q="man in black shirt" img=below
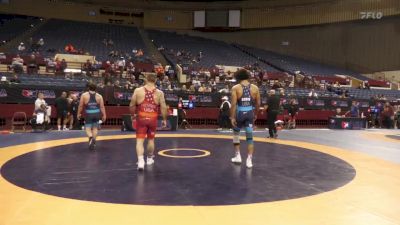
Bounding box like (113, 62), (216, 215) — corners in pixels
(265, 89), (280, 138)
(55, 91), (69, 131)
(287, 98), (298, 129)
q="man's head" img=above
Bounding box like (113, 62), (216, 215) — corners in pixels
(145, 73), (157, 84)
(88, 82), (97, 92)
(38, 92), (44, 99)
(61, 91), (67, 98)
(352, 101), (357, 106)
(269, 89), (276, 96)
(336, 108), (341, 114)
(234, 69), (250, 82)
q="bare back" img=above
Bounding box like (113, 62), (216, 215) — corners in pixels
(134, 85), (163, 106)
(232, 81), (259, 101)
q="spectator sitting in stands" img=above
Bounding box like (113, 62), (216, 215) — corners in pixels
(181, 85), (187, 92)
(107, 39), (114, 47)
(38, 38), (44, 47)
(308, 89), (318, 98)
(114, 80), (122, 89)
(46, 58), (56, 72)
(197, 84), (206, 93)
(11, 55), (24, 74)
(188, 84), (196, 92)
(126, 62), (135, 77)
(65, 44), (76, 54)
(204, 85), (212, 93)
(18, 42), (25, 52)
(10, 74), (21, 84)
(116, 57), (126, 77)
(219, 84), (230, 94)
(83, 59), (93, 76)
(272, 81), (281, 90)
(192, 77), (201, 88)
(364, 81), (370, 90)
(135, 49), (144, 57)
(1, 76), (8, 84)
(56, 59), (67, 75)
(27, 54), (38, 74)
(334, 108), (344, 117)
(97, 81), (105, 89)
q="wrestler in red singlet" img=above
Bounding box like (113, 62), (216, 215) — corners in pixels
(136, 88), (159, 139)
(129, 73), (168, 171)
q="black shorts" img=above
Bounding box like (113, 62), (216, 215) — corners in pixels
(57, 110), (68, 118)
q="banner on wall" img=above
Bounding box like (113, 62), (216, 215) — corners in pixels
(0, 85), (396, 110)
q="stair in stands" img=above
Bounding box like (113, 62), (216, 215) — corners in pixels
(0, 18), (49, 53)
(137, 28), (168, 66)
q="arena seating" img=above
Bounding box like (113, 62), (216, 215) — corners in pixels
(9, 19), (148, 62)
(148, 30), (278, 71)
(0, 14), (40, 44)
(235, 44), (369, 80)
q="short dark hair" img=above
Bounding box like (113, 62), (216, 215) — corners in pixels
(234, 69), (250, 82)
(88, 82), (97, 91)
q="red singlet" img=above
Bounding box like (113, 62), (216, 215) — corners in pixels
(136, 87), (159, 139)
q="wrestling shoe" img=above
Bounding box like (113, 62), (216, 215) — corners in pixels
(147, 156), (155, 165)
(89, 137), (96, 151)
(246, 156), (253, 168)
(231, 153), (242, 164)
(137, 158), (145, 171)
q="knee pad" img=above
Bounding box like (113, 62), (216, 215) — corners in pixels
(233, 130), (240, 145)
(245, 127), (253, 144)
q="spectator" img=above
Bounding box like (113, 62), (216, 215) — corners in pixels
(11, 55), (24, 74)
(218, 84), (230, 94)
(116, 57), (126, 77)
(31, 104), (49, 131)
(308, 89), (318, 98)
(334, 108), (344, 117)
(188, 84), (196, 92)
(69, 94), (80, 130)
(35, 93), (51, 125)
(37, 38), (44, 48)
(381, 102), (394, 128)
(17, 42), (25, 51)
(218, 96), (231, 130)
(114, 80), (122, 89)
(198, 84), (206, 93)
(27, 54), (38, 74)
(346, 101), (360, 118)
(54, 92), (69, 131)
(10, 74), (21, 84)
(287, 99), (298, 129)
(82, 59), (93, 76)
(181, 84), (187, 91)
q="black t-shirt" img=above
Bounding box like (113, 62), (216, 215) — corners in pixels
(288, 104), (298, 115)
(55, 97), (68, 112)
(267, 95), (280, 112)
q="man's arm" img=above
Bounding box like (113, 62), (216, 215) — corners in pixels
(129, 89), (138, 116)
(253, 86), (261, 120)
(230, 86), (237, 127)
(158, 91), (168, 127)
(77, 94), (85, 120)
(99, 95), (106, 122)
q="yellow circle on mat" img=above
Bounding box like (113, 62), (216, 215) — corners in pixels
(158, 148), (211, 158)
(1, 134), (400, 225)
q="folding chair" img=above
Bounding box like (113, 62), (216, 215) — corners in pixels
(11, 112), (27, 132)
